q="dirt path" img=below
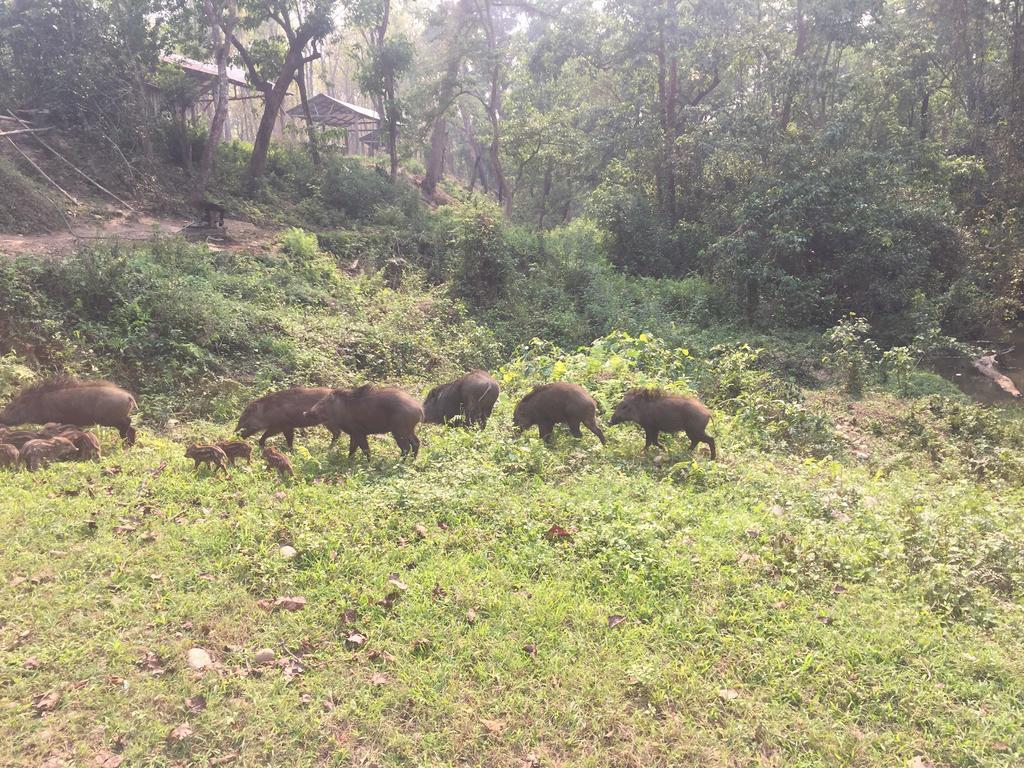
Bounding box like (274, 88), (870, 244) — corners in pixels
(0, 208), (272, 258)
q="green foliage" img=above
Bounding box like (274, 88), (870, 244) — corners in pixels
(0, 157), (63, 234)
(822, 314), (880, 396)
(0, 238), (498, 421)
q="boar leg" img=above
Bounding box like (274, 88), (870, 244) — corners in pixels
(410, 433), (420, 457)
(644, 429), (661, 449)
(118, 420), (137, 446)
(689, 432), (717, 460)
(347, 433), (360, 459)
(393, 433), (411, 456)
(583, 416), (606, 445)
(258, 430), (274, 448)
(358, 434), (371, 458)
(537, 421), (555, 443)
(284, 428), (295, 449)
(567, 421), (583, 438)
(328, 429), (341, 447)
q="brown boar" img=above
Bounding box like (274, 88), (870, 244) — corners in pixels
(19, 436), (78, 471)
(512, 382), (605, 445)
(0, 443), (19, 469)
(262, 445), (294, 478)
(185, 444), (229, 474)
(217, 441), (252, 466)
(304, 385), (423, 459)
(0, 429), (43, 449)
(235, 387), (341, 449)
(423, 370), (500, 428)
(61, 430), (102, 461)
(38, 423), (79, 438)
(609, 389), (716, 459)
(0, 378), (137, 445)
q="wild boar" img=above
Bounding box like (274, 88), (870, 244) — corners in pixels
(512, 382), (605, 445)
(235, 387), (341, 449)
(0, 429), (43, 449)
(19, 436), (78, 471)
(185, 444), (229, 474)
(0, 443), (19, 469)
(609, 388), (716, 459)
(0, 378), (137, 445)
(423, 370), (500, 428)
(217, 441), (252, 466)
(304, 385), (423, 459)
(263, 445), (294, 478)
(38, 423), (79, 438)
(62, 430), (102, 461)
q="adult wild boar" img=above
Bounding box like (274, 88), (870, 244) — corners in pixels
(235, 387), (341, 449)
(305, 385), (423, 459)
(423, 370), (500, 428)
(0, 378), (137, 445)
(513, 382), (605, 445)
(609, 388), (716, 459)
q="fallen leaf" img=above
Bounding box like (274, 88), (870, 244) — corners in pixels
(737, 552), (761, 567)
(272, 491), (286, 501)
(412, 638), (432, 654)
(138, 651), (168, 676)
(340, 608), (359, 625)
(112, 524), (136, 535)
(280, 659), (305, 681)
(521, 753), (541, 768)
(93, 750), (124, 768)
(718, 688), (740, 702)
(167, 723), (193, 743)
(32, 689), (61, 713)
(209, 755), (238, 766)
(387, 574), (408, 592)
(24, 656), (41, 670)
(480, 718), (506, 734)
(413, 523), (429, 538)
(185, 695), (206, 713)
(367, 649), (395, 664)
(832, 584), (848, 595)
(322, 698), (336, 712)
(523, 643), (538, 658)
(817, 614), (834, 626)
(607, 614), (626, 629)
(431, 584), (447, 601)
(140, 532), (157, 544)
(9, 575), (27, 588)
(466, 608), (478, 624)
(992, 742), (1010, 753)
(908, 758), (934, 768)
(376, 591), (403, 609)
(370, 671), (389, 686)
(745, 528), (761, 538)
(345, 632), (367, 650)
(273, 596), (307, 612)
(544, 524), (574, 541)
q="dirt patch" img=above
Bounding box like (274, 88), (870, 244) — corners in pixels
(0, 207), (271, 259)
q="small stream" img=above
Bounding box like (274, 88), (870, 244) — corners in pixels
(932, 330), (1024, 405)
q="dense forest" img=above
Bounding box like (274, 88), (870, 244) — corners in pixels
(1, 0), (1022, 341)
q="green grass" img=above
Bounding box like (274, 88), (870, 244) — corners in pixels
(2, 386), (1023, 767)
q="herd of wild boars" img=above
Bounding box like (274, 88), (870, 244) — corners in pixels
(0, 421), (103, 471)
(0, 370), (717, 474)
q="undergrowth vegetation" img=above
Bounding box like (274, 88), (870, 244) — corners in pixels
(1, 332), (1023, 766)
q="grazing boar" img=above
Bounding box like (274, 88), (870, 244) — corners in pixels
(184, 444), (229, 474)
(217, 441), (252, 466)
(304, 385), (423, 459)
(609, 389), (716, 459)
(513, 382), (605, 445)
(235, 387), (341, 449)
(423, 370), (500, 428)
(0, 443), (19, 469)
(0, 378), (137, 445)
(62, 430), (102, 461)
(262, 445), (294, 478)
(19, 437), (78, 472)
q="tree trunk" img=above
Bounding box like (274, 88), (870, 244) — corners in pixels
(196, 0), (236, 200)
(295, 58), (321, 167)
(422, 51), (463, 196)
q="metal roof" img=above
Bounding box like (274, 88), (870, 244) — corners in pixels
(285, 93), (381, 126)
(161, 53), (250, 89)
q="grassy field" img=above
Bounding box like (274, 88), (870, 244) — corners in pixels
(2, 375), (1023, 767)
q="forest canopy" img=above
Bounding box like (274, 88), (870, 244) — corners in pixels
(0, 0), (1021, 337)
